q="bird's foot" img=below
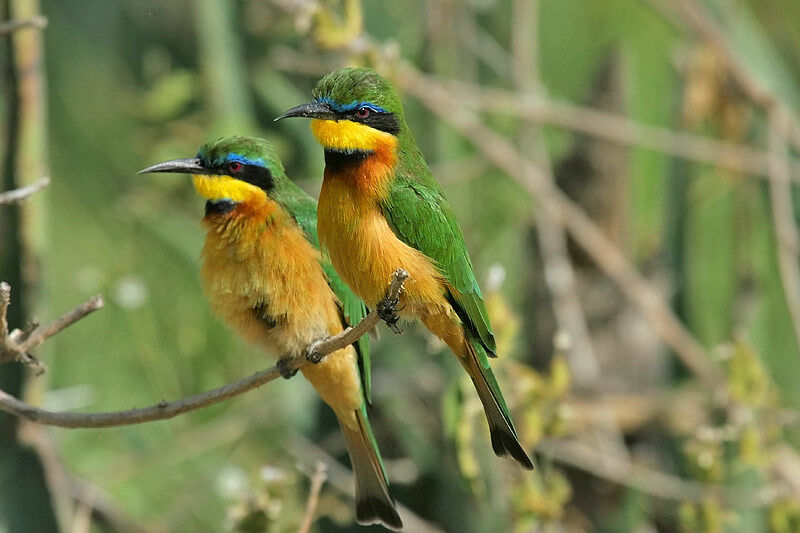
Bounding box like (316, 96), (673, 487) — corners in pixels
(377, 295), (404, 334)
(305, 339), (326, 364)
(276, 357), (298, 379)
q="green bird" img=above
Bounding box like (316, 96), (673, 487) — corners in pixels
(139, 136), (402, 529)
(277, 68), (533, 469)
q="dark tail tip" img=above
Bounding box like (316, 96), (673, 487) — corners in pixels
(357, 498), (404, 530)
(490, 425), (535, 470)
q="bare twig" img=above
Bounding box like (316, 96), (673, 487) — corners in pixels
(537, 437), (789, 507)
(456, 83), (800, 182)
(396, 65), (723, 387)
(659, 0), (800, 153)
(0, 15), (47, 34)
(0, 283), (103, 371)
(19, 295), (104, 352)
(0, 176), (49, 204)
(0, 282), (9, 339)
(290, 436), (445, 533)
(267, 47), (800, 182)
(510, 0), (630, 467)
(298, 461), (328, 533)
(767, 113), (800, 352)
(510, 0), (600, 389)
(0, 269), (409, 428)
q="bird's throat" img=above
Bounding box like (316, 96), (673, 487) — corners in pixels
(205, 199), (239, 216)
(324, 149), (373, 172)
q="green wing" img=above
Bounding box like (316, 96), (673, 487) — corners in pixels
(278, 186), (373, 402)
(380, 175), (497, 356)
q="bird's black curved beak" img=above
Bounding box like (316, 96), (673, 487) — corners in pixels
(274, 101), (338, 122)
(138, 157), (205, 175)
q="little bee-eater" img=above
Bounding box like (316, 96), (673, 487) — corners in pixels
(277, 68), (533, 469)
(139, 136), (402, 529)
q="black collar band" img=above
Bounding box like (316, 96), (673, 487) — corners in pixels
(324, 149), (374, 172)
(205, 199), (239, 216)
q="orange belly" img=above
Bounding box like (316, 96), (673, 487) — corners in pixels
(200, 204), (362, 424)
(317, 173), (444, 311)
(318, 171), (472, 359)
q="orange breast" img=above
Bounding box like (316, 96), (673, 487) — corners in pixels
(317, 162), (450, 320)
(200, 197), (361, 422)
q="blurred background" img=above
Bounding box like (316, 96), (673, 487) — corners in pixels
(2, 0), (800, 531)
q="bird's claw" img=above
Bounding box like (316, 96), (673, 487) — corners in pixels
(277, 357), (298, 379)
(306, 339), (325, 364)
(377, 296), (403, 334)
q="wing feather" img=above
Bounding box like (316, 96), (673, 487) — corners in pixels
(380, 178), (497, 355)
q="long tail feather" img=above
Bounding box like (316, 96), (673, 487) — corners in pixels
(461, 339), (534, 470)
(339, 407), (403, 530)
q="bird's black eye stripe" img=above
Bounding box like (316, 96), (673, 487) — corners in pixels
(215, 163), (274, 191)
(347, 109), (400, 134)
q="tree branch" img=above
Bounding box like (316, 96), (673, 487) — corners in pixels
(19, 295), (104, 353)
(660, 0), (800, 153)
(297, 461), (328, 533)
(767, 113), (800, 353)
(267, 47), (800, 183)
(537, 437), (789, 507)
(0, 282), (103, 372)
(0, 175), (49, 204)
(290, 435), (446, 533)
(395, 64), (724, 387)
(0, 15), (47, 35)
(0, 269), (409, 429)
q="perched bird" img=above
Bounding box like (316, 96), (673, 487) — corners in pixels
(139, 136), (402, 529)
(277, 68), (533, 470)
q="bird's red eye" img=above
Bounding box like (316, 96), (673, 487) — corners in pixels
(228, 161), (243, 173)
(356, 107), (370, 118)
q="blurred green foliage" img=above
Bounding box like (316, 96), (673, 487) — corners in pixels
(1, 0), (800, 531)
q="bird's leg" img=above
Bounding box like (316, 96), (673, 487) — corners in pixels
(305, 339), (326, 364)
(377, 294), (404, 334)
(276, 356), (298, 379)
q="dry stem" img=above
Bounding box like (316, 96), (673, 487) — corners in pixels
(298, 461), (328, 533)
(396, 64), (723, 387)
(0, 282), (103, 372)
(0, 15), (47, 34)
(537, 437), (789, 507)
(0, 176), (49, 203)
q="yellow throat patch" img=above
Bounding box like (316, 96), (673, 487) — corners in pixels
(310, 119), (396, 152)
(192, 174), (265, 202)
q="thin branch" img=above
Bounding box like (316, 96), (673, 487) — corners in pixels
(290, 436), (445, 533)
(395, 64), (723, 387)
(298, 461), (328, 533)
(460, 84), (800, 182)
(0, 269), (409, 429)
(659, 0), (800, 153)
(0, 284), (103, 372)
(767, 113), (800, 352)
(0, 282), (9, 339)
(19, 294), (104, 352)
(510, 0), (601, 389)
(267, 47), (800, 183)
(509, 0), (631, 466)
(0, 15), (47, 34)
(0, 176), (49, 204)
(537, 437), (789, 507)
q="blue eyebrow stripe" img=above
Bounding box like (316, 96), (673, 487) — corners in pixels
(222, 153), (265, 167)
(316, 97), (389, 114)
